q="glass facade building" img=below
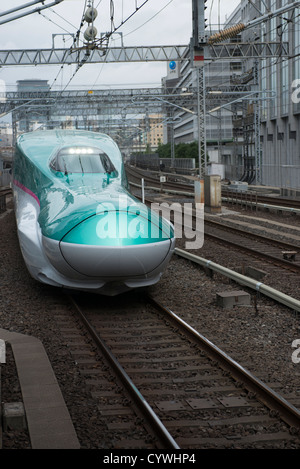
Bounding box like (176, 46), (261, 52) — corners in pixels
(258, 0), (300, 189)
(165, 0), (300, 190)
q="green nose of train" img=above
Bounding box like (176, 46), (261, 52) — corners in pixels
(61, 205), (171, 247)
(43, 203), (174, 279)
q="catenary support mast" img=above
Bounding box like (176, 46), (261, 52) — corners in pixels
(192, 0), (207, 178)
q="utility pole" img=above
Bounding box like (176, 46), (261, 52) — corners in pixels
(192, 0), (207, 178)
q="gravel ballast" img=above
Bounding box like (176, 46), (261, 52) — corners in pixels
(0, 202), (299, 448)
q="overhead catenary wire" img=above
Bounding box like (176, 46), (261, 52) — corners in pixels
(51, 0), (152, 93)
(0, 0), (64, 25)
(49, 0), (88, 90)
(39, 10), (76, 36)
(8, 2), (300, 120)
(121, 0), (174, 38)
(48, 5), (79, 31)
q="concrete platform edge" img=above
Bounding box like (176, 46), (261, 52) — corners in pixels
(0, 328), (80, 449)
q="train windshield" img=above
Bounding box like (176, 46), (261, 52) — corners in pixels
(50, 146), (118, 175)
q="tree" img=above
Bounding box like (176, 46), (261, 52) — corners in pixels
(157, 142), (171, 159)
(156, 141), (209, 168)
(157, 141), (199, 160)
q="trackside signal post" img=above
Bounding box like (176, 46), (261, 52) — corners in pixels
(192, 0), (207, 178)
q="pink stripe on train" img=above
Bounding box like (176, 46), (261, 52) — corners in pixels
(13, 179), (40, 206)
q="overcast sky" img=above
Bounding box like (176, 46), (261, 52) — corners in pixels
(0, 0), (240, 91)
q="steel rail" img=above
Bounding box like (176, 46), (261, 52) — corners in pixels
(223, 198), (300, 215)
(203, 224), (300, 274)
(136, 187), (300, 273)
(222, 190), (300, 210)
(204, 218), (300, 250)
(126, 166), (300, 213)
(148, 295), (300, 430)
(68, 295), (180, 450)
(126, 167), (193, 193)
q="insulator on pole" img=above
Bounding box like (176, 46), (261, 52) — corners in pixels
(84, 25), (98, 41)
(84, 7), (98, 23)
(208, 23), (246, 44)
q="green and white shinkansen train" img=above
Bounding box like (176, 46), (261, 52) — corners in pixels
(13, 130), (175, 295)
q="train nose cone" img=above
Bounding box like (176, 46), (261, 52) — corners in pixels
(59, 209), (173, 277)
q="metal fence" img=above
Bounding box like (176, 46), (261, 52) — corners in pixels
(130, 154), (196, 174)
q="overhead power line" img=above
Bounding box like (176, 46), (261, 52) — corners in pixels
(59, 0), (152, 92)
(0, 0), (64, 25)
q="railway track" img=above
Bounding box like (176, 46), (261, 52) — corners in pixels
(125, 165), (193, 193)
(141, 194), (300, 286)
(125, 166), (300, 285)
(63, 291), (300, 449)
(222, 189), (300, 210)
(125, 165), (300, 209)
(203, 218), (300, 274)
(1, 173), (299, 450)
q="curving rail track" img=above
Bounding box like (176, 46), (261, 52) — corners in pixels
(202, 218), (300, 274)
(126, 166), (300, 285)
(65, 292), (300, 449)
(125, 165), (300, 210)
(125, 165), (194, 194)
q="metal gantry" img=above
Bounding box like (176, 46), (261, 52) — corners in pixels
(0, 0), (299, 182)
(0, 42), (289, 66)
(0, 45), (189, 66)
(0, 41), (289, 174)
(3, 87), (198, 149)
